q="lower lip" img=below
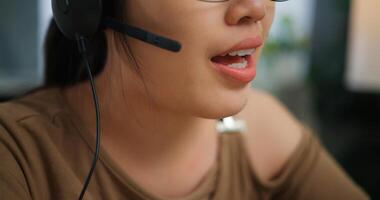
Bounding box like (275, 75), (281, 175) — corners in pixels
(210, 55), (256, 83)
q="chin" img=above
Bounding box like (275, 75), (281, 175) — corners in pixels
(194, 93), (249, 120)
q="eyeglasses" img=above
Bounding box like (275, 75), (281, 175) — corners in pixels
(198, 0), (288, 2)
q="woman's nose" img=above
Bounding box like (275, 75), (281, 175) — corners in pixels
(225, 0), (266, 25)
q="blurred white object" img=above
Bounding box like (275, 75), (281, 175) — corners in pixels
(216, 116), (247, 134)
(346, 0), (380, 92)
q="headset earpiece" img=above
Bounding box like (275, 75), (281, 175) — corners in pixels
(52, 0), (103, 40)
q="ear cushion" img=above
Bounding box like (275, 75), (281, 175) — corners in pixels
(52, 0), (103, 40)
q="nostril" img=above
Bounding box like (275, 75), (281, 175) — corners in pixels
(238, 16), (252, 24)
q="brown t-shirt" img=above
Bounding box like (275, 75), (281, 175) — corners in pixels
(0, 88), (369, 200)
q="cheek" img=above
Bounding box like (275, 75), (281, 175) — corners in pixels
(126, 45), (249, 118)
(123, 6), (219, 97)
(261, 3), (275, 38)
(126, 0), (196, 41)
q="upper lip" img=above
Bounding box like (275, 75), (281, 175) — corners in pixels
(212, 36), (264, 58)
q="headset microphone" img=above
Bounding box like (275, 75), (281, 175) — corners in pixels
(101, 17), (182, 52)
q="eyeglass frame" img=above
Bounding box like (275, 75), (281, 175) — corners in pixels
(198, 0), (288, 3)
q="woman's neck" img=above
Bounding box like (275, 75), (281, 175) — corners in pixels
(62, 80), (219, 198)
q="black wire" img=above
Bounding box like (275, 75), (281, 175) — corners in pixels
(75, 35), (101, 200)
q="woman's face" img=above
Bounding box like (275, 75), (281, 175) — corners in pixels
(108, 0), (276, 119)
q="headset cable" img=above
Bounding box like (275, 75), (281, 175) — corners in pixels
(75, 35), (101, 200)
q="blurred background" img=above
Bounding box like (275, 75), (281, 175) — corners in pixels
(0, 0), (379, 198)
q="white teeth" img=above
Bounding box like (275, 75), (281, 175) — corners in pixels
(227, 48), (255, 57)
(213, 48), (253, 69)
(227, 58), (248, 69)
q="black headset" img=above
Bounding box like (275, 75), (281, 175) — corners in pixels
(52, 0), (182, 52)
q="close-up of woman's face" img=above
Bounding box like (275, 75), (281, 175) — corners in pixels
(104, 0), (276, 119)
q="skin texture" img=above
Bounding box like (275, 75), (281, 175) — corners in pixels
(63, 0), (302, 198)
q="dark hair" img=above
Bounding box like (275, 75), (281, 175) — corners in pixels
(44, 0), (129, 87)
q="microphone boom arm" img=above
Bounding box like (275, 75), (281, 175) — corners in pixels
(101, 17), (182, 53)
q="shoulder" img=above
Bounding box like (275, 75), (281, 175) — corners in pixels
(0, 87), (62, 123)
(0, 88), (65, 200)
(0, 87), (68, 175)
(0, 88), (65, 155)
(235, 88), (303, 182)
